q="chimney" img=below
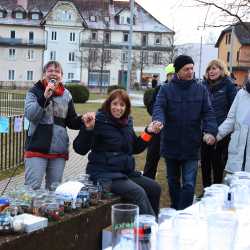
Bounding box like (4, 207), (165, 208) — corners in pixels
(17, 0), (28, 9)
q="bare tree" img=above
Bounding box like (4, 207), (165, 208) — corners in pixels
(192, 0), (250, 29)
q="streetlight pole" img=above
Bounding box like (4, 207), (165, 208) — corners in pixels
(198, 6), (210, 80)
(127, 0), (134, 93)
(198, 33), (203, 80)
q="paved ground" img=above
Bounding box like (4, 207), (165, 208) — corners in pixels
(0, 127), (144, 193)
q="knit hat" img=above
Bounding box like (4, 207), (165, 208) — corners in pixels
(165, 63), (175, 75)
(174, 55), (194, 72)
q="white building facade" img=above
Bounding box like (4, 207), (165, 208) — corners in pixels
(0, 0), (174, 88)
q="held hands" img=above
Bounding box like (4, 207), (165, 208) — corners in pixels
(147, 121), (163, 134)
(82, 112), (96, 130)
(44, 83), (56, 99)
(203, 133), (216, 145)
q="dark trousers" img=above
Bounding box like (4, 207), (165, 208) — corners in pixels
(165, 158), (198, 210)
(111, 175), (161, 216)
(143, 133), (161, 179)
(201, 136), (229, 188)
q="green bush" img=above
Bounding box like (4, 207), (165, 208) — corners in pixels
(143, 88), (155, 108)
(65, 84), (89, 103)
(107, 85), (126, 94)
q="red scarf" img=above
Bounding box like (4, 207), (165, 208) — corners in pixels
(42, 79), (65, 96)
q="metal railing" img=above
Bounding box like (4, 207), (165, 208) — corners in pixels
(0, 92), (26, 170)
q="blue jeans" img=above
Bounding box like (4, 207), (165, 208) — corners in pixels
(165, 158), (198, 210)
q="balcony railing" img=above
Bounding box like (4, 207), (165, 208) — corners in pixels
(0, 37), (45, 47)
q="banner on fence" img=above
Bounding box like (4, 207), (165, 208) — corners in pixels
(0, 116), (9, 133)
(0, 116), (29, 133)
(14, 117), (23, 133)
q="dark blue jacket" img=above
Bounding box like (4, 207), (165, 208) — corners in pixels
(203, 76), (237, 126)
(73, 111), (148, 181)
(152, 76), (218, 160)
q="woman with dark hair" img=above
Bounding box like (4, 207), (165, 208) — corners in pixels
(24, 60), (82, 190)
(73, 89), (162, 216)
(201, 59), (237, 188)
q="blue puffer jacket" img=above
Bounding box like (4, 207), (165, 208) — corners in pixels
(152, 76), (218, 160)
(73, 111), (148, 181)
(202, 76), (237, 126)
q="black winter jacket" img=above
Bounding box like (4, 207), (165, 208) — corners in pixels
(73, 111), (148, 181)
(152, 76), (218, 160)
(203, 76), (237, 126)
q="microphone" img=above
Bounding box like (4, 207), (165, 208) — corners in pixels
(48, 78), (57, 95)
(49, 78), (57, 85)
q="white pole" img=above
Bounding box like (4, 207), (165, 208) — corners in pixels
(127, 0), (134, 93)
(198, 34), (203, 80)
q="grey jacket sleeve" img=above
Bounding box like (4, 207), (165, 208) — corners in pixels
(24, 92), (45, 123)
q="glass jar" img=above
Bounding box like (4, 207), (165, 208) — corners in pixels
(89, 187), (101, 206)
(78, 189), (90, 208)
(136, 214), (158, 250)
(0, 212), (12, 233)
(63, 194), (74, 213)
(32, 198), (44, 216)
(55, 194), (65, 217)
(46, 202), (61, 221)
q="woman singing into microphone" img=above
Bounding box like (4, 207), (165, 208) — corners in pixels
(24, 60), (82, 190)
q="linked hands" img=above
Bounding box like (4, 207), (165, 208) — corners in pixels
(203, 133), (216, 145)
(82, 112), (96, 129)
(147, 121), (163, 134)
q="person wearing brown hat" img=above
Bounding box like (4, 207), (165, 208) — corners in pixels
(152, 54), (218, 210)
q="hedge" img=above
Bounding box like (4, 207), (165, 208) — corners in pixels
(65, 84), (89, 103)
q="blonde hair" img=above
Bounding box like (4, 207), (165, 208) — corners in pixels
(205, 59), (229, 80)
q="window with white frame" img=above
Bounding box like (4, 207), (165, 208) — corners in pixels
(155, 34), (162, 45)
(31, 13), (39, 20)
(140, 51), (148, 64)
(27, 71), (33, 80)
(103, 50), (111, 63)
(123, 33), (129, 42)
(51, 31), (57, 41)
(68, 73), (74, 80)
(89, 49), (98, 61)
(15, 12), (23, 19)
(91, 31), (97, 41)
(50, 51), (56, 60)
(68, 52), (75, 62)
(121, 51), (128, 63)
(27, 49), (34, 60)
(10, 30), (15, 39)
(61, 10), (72, 21)
(70, 32), (76, 42)
(104, 16), (110, 23)
(104, 32), (110, 44)
(29, 31), (34, 43)
(142, 33), (148, 47)
(8, 70), (15, 80)
(90, 16), (97, 22)
(153, 52), (162, 64)
(9, 48), (16, 59)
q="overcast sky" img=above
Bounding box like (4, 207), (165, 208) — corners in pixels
(132, 0), (223, 44)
